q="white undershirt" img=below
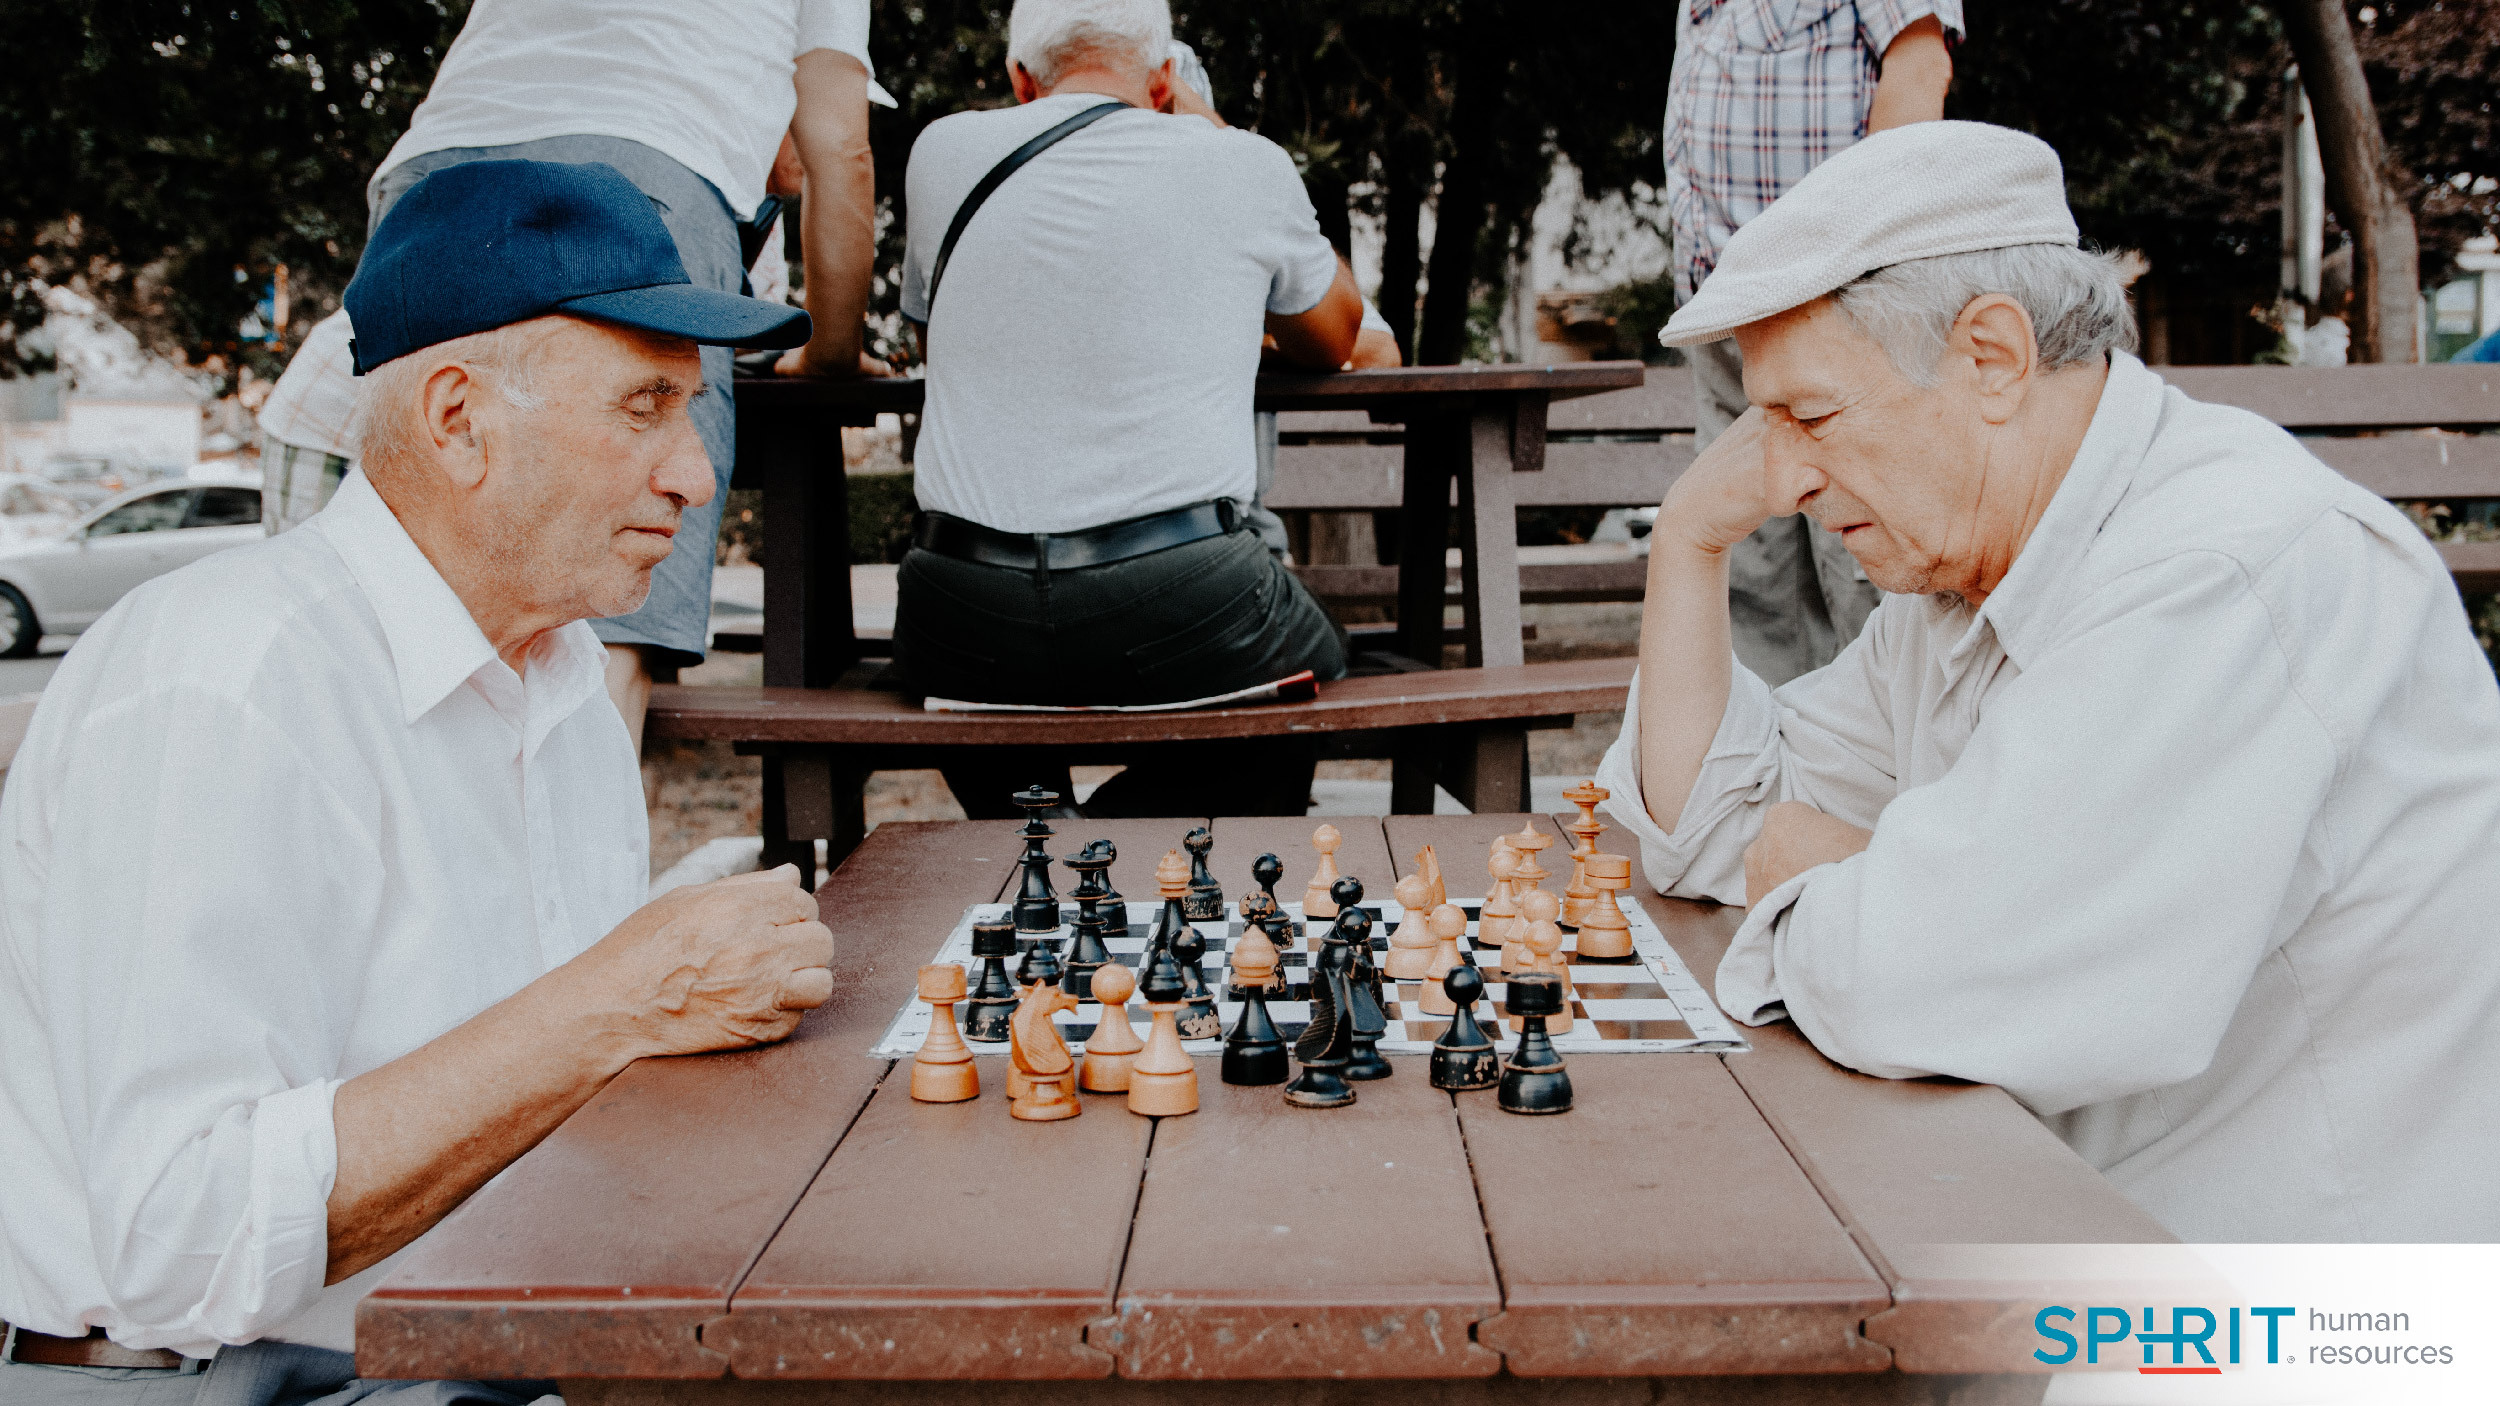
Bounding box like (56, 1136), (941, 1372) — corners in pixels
(378, 0), (890, 220)
(0, 471), (648, 1355)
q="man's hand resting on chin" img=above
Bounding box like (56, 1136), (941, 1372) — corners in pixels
(1744, 802), (1873, 907)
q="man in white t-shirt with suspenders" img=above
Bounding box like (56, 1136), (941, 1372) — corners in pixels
(364, 0), (895, 746)
(892, 0), (1364, 818)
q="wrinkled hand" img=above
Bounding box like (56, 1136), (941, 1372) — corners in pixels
(1656, 408), (1807, 556)
(774, 346), (896, 378)
(1743, 802), (1873, 907)
(575, 865), (834, 1056)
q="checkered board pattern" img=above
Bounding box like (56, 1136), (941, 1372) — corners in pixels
(868, 898), (1748, 1059)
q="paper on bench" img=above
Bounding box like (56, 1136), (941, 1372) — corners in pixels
(921, 670), (1318, 713)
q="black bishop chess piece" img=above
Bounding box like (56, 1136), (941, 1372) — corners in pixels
(1497, 971), (1574, 1114)
(1061, 843), (1115, 1002)
(1337, 906), (1393, 1081)
(1172, 928), (1222, 1040)
(1283, 928), (1359, 1109)
(1181, 826), (1224, 922)
(1010, 784), (1063, 934)
(963, 918), (1021, 1044)
(1428, 965), (1500, 1091)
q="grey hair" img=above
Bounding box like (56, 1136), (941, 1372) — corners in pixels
(1007, 0), (1172, 88)
(356, 323), (551, 477)
(1832, 244), (2139, 387)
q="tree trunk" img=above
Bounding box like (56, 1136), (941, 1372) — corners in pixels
(1379, 137), (1426, 364)
(2278, 0), (2420, 362)
(1414, 3), (1509, 365)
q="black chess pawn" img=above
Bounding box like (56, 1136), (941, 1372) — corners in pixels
(1010, 784), (1063, 934)
(1284, 934), (1358, 1109)
(1336, 907), (1392, 1081)
(1497, 972), (1573, 1115)
(1182, 826), (1223, 921)
(1016, 929), (1064, 992)
(1251, 851), (1296, 945)
(1061, 846), (1114, 1001)
(1171, 928), (1222, 1040)
(1428, 965), (1500, 1091)
(1093, 840), (1128, 933)
(963, 918), (1020, 1043)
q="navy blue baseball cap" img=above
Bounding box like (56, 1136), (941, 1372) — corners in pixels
(343, 159), (811, 374)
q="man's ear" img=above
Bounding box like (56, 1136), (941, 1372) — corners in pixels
(1147, 58), (1175, 113)
(1951, 294), (2037, 425)
(1007, 59), (1042, 104)
(420, 361), (491, 490)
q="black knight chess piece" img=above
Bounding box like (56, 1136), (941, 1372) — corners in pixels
(1011, 784), (1063, 934)
(1336, 906), (1392, 1080)
(1284, 932), (1359, 1109)
(1429, 965), (1500, 1091)
(1182, 826), (1223, 922)
(1061, 844), (1115, 1001)
(1172, 928), (1223, 1040)
(1498, 972), (1573, 1114)
(963, 918), (1020, 1044)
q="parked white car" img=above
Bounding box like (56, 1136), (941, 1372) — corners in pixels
(0, 475), (87, 544)
(0, 478), (264, 657)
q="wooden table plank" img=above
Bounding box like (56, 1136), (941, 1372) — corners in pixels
(357, 820), (1026, 1381)
(1387, 817), (1890, 1376)
(1100, 1059), (1504, 1379)
(716, 1079), (1151, 1379)
(1620, 890), (2175, 1376)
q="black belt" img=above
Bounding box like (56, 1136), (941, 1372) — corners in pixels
(2, 1322), (198, 1372)
(913, 500), (1239, 572)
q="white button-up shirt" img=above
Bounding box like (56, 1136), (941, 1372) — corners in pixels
(0, 471), (648, 1356)
(1598, 352), (2500, 1243)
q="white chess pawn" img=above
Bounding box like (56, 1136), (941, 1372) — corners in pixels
(1509, 889), (1572, 1035)
(1386, 873), (1438, 980)
(1418, 903), (1468, 1016)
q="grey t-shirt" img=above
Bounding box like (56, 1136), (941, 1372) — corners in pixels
(902, 93), (1339, 534)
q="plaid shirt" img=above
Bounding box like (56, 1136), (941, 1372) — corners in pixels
(1664, 0), (1963, 300)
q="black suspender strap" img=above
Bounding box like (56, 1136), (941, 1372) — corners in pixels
(924, 99), (1128, 313)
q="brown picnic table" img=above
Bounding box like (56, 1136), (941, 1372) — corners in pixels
(357, 814), (2168, 1404)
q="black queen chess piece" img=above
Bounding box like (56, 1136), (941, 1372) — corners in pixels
(1010, 784), (1063, 934)
(1497, 971), (1573, 1114)
(1061, 843), (1115, 1001)
(1428, 965), (1501, 1091)
(963, 918), (1021, 1044)
(1284, 928), (1359, 1109)
(1181, 826), (1224, 922)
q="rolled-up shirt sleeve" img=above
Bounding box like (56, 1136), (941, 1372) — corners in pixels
(37, 685), (379, 1349)
(1719, 553), (2336, 1116)
(1594, 598), (1908, 906)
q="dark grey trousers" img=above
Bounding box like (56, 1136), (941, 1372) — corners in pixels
(893, 526), (1347, 818)
(0, 1341), (550, 1406)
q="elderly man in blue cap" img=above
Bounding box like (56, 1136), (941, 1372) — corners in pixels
(0, 161), (836, 1404)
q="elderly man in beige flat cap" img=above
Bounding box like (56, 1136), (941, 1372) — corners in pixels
(1596, 121), (2500, 1244)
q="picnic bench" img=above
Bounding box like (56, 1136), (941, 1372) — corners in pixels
(358, 813), (2182, 1403)
(653, 364), (1647, 877)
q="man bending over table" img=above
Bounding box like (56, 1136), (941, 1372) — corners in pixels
(1596, 121), (2500, 1243)
(891, 0), (1365, 819)
(0, 162), (835, 1403)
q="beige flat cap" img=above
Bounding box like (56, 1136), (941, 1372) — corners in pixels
(1661, 121), (2079, 347)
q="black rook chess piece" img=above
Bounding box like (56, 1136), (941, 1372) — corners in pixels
(1172, 928), (1222, 1040)
(1428, 965), (1500, 1091)
(1061, 845), (1114, 1001)
(1337, 907), (1392, 1081)
(1182, 826), (1223, 922)
(1497, 972), (1573, 1114)
(1284, 934), (1358, 1109)
(1011, 784), (1063, 934)
(963, 918), (1020, 1043)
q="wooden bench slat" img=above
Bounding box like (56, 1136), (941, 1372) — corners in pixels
(645, 660), (1635, 748)
(2160, 363), (2500, 428)
(357, 819), (1026, 1381)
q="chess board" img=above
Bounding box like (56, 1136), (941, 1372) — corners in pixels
(868, 897), (1748, 1059)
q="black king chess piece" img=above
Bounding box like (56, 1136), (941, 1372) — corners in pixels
(1283, 928), (1359, 1108)
(1171, 928), (1222, 1040)
(1337, 905), (1392, 1081)
(1428, 965), (1500, 1090)
(1061, 843), (1114, 1001)
(1094, 840), (1129, 933)
(1250, 852), (1292, 945)
(1010, 784), (1063, 934)
(963, 918), (1020, 1044)
(1181, 826), (1224, 921)
(1497, 971), (1573, 1114)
